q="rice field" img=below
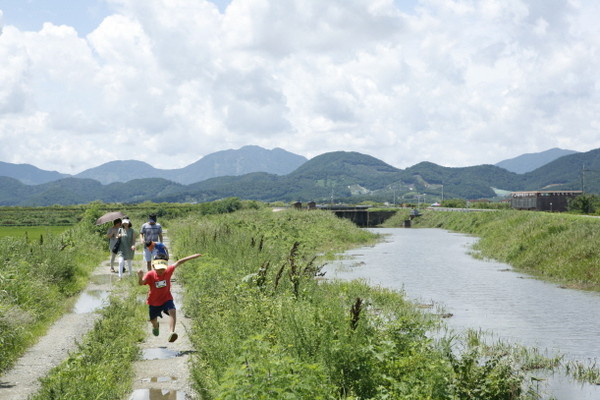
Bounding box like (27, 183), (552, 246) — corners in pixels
(0, 225), (72, 239)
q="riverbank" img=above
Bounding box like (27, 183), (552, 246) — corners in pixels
(169, 208), (548, 399)
(385, 209), (600, 291)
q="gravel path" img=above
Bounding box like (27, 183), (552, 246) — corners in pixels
(0, 234), (198, 400)
(0, 260), (119, 400)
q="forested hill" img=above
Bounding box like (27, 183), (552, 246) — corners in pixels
(1, 149), (600, 206)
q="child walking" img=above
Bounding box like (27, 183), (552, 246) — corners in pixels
(138, 253), (202, 342)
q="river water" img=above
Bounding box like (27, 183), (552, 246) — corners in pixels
(323, 228), (600, 400)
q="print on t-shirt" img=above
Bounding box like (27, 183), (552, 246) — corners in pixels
(155, 280), (167, 288)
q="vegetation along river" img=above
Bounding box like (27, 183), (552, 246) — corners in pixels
(324, 227), (600, 400)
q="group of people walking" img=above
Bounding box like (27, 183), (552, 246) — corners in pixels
(106, 213), (164, 277)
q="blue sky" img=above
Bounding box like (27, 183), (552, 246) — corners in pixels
(1, 0), (599, 174)
(1, 0), (111, 34)
(1, 0), (233, 33)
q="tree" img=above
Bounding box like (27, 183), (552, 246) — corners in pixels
(568, 194), (598, 214)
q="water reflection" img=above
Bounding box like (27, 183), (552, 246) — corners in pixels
(70, 290), (109, 314)
(140, 376), (178, 383)
(324, 228), (600, 399)
(142, 347), (181, 360)
(89, 274), (115, 286)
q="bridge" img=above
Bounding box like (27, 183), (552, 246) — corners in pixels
(317, 205), (397, 227)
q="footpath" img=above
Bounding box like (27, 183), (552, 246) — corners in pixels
(0, 258), (117, 399)
(0, 233), (197, 400)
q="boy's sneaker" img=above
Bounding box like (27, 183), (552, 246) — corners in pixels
(152, 327), (159, 336)
(168, 332), (178, 343)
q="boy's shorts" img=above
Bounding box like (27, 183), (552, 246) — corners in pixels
(149, 299), (176, 321)
(143, 247), (157, 262)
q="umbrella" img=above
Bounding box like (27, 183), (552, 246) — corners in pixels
(95, 211), (126, 225)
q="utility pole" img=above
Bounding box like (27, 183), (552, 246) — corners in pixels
(581, 164), (585, 193)
(581, 164), (593, 193)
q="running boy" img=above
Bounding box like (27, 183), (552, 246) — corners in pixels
(138, 253), (202, 342)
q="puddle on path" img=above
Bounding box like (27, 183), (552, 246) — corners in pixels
(140, 376), (178, 383)
(70, 290), (109, 314)
(89, 274), (116, 285)
(129, 388), (187, 400)
(142, 347), (181, 360)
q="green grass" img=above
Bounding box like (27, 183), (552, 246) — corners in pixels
(0, 215), (106, 373)
(169, 208), (545, 399)
(0, 225), (71, 239)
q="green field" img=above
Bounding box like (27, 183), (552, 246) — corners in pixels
(0, 225), (72, 239)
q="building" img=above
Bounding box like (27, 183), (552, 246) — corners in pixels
(510, 190), (582, 212)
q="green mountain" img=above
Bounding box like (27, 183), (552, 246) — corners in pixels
(401, 162), (524, 199)
(522, 148), (600, 191)
(2, 149), (600, 206)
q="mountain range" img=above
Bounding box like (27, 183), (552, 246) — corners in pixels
(1, 145), (597, 206)
(494, 148), (579, 174)
(2, 145), (307, 186)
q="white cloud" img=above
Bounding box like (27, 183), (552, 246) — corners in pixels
(0, 0), (600, 175)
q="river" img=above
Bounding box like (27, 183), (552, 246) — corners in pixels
(323, 228), (600, 400)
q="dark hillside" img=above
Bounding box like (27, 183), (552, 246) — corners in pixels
(289, 151), (401, 190)
(0, 177), (44, 205)
(21, 178), (106, 206)
(402, 162), (523, 198)
(522, 148), (600, 191)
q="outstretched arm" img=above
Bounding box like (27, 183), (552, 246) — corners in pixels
(137, 270), (146, 285)
(173, 253), (202, 268)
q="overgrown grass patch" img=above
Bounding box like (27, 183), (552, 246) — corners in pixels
(0, 220), (106, 373)
(170, 209), (546, 399)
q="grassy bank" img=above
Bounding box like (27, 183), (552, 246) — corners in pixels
(389, 210), (600, 290)
(0, 209), (106, 373)
(170, 208), (546, 399)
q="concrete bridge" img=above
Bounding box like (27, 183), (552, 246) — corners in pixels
(317, 205), (397, 228)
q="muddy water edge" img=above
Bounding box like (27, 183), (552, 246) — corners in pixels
(323, 228), (600, 400)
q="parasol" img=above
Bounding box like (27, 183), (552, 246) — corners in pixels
(95, 211), (126, 225)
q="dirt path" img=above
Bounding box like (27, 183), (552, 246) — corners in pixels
(0, 260), (119, 400)
(0, 233), (197, 400)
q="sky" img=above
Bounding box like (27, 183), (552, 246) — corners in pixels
(1, 0), (600, 175)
